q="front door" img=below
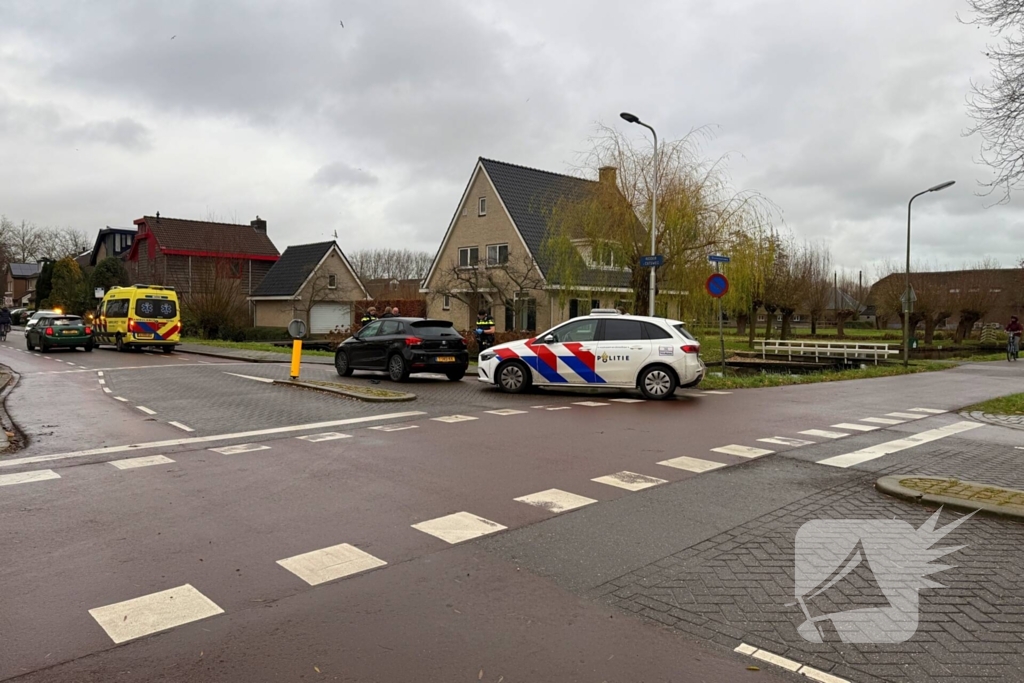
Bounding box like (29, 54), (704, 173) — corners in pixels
(371, 319), (404, 369)
(529, 318), (601, 385)
(594, 318), (651, 385)
(349, 320), (382, 367)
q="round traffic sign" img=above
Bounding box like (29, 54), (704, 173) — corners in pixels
(287, 318), (308, 339)
(705, 273), (729, 298)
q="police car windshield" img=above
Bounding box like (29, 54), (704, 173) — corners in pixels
(672, 324), (696, 341)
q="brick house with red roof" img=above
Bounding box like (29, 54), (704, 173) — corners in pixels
(125, 215), (280, 298)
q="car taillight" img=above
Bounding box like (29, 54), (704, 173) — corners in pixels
(460, 337), (468, 347)
(681, 344), (699, 354)
(127, 318), (136, 332)
(85, 326), (92, 335)
(45, 327), (54, 336)
(405, 336), (423, 347)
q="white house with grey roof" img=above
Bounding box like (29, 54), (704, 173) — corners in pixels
(249, 241), (369, 333)
(420, 157), (661, 332)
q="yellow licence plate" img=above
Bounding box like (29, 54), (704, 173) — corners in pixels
(436, 356), (456, 363)
(135, 333), (154, 340)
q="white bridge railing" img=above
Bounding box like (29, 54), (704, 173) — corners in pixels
(755, 339), (899, 365)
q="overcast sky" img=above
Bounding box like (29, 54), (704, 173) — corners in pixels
(0, 0), (1014, 276)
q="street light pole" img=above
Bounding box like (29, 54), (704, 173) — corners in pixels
(903, 180), (955, 368)
(620, 112), (658, 317)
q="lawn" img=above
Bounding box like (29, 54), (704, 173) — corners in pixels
(180, 337), (334, 357)
(698, 361), (955, 391)
(964, 393), (1024, 415)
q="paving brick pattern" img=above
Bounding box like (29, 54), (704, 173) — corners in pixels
(962, 410), (1024, 431)
(899, 477), (1024, 512)
(593, 446), (1024, 683)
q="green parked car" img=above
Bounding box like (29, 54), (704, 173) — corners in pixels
(25, 315), (94, 352)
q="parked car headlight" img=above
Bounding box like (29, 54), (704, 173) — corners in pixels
(479, 351), (496, 362)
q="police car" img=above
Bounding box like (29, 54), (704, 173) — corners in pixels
(477, 310), (704, 400)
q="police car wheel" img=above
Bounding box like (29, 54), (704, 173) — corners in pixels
(639, 365), (676, 400)
(497, 361), (530, 394)
(335, 350), (353, 377)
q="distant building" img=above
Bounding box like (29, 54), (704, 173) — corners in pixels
(4, 263), (43, 308)
(87, 226), (137, 266)
(363, 277), (424, 300)
(125, 215), (279, 298)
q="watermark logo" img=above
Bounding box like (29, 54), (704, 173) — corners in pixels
(791, 509), (973, 644)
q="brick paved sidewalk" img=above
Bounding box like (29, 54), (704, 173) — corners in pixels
(962, 410), (1024, 431)
(592, 444), (1024, 683)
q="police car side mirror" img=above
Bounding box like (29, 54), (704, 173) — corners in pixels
(543, 334), (555, 344)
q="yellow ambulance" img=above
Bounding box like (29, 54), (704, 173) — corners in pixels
(96, 285), (181, 353)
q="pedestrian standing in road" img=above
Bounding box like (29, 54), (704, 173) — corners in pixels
(360, 307), (378, 326)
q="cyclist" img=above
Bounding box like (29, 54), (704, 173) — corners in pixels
(1007, 316), (1022, 359)
(0, 307), (10, 341)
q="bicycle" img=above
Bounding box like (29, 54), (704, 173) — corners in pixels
(0, 323), (8, 342)
(1008, 334), (1019, 362)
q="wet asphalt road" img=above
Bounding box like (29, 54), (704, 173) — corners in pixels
(2, 329), (1023, 682)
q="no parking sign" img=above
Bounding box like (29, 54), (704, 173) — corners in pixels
(705, 273), (729, 298)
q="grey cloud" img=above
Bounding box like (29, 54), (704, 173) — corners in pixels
(58, 117), (152, 150)
(310, 162), (378, 188)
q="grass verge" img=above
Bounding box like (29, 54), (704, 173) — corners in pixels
(964, 393), (1024, 415)
(180, 337), (334, 357)
(700, 361), (954, 391)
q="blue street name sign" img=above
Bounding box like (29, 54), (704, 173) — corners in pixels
(639, 255), (665, 268)
(708, 254), (731, 263)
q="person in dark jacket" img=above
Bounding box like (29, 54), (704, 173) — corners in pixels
(360, 307), (378, 326)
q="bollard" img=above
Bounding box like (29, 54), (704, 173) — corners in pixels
(290, 339), (302, 379)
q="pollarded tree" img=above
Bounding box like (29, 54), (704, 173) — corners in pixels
(49, 257), (85, 314)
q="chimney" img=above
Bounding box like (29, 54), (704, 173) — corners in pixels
(598, 166), (617, 186)
(251, 215), (267, 233)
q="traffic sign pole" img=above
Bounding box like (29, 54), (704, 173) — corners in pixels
(717, 261), (726, 377)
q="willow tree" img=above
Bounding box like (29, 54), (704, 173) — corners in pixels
(543, 125), (775, 317)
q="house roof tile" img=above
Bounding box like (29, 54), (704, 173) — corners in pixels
(9, 263), (42, 278)
(136, 216), (279, 258)
(251, 241), (338, 298)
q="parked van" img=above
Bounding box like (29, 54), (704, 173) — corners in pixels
(96, 285), (181, 353)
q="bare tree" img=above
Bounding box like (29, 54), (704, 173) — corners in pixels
(7, 220), (43, 262)
(800, 241), (832, 335)
(38, 226), (91, 261)
(949, 266), (999, 342)
(351, 248), (433, 280)
(964, 0), (1024, 201)
(431, 251), (546, 329)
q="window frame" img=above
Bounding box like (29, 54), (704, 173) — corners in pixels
(357, 320), (383, 338)
(442, 294), (451, 311)
(486, 243), (509, 267)
(542, 318), (600, 343)
(478, 197), (487, 216)
(458, 246), (480, 269)
(327, 273), (338, 290)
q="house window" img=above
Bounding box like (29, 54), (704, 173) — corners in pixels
(478, 197), (487, 216)
(487, 243), (509, 266)
(458, 247), (479, 268)
(757, 314), (766, 322)
(506, 293), (536, 331)
(328, 274), (337, 289)
(442, 295), (451, 311)
(569, 298), (601, 318)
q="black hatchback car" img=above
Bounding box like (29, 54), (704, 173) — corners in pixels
(335, 317), (469, 382)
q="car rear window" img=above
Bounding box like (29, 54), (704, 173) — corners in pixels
(135, 298), (177, 319)
(672, 324), (696, 340)
(409, 321), (460, 337)
(51, 317), (81, 326)
(644, 323), (673, 339)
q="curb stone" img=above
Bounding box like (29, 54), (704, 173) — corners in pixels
(876, 475), (1024, 521)
(960, 410), (1024, 431)
(273, 379), (416, 403)
(0, 366), (24, 453)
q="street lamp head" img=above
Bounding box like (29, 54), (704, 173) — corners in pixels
(928, 180), (955, 193)
(620, 112), (640, 124)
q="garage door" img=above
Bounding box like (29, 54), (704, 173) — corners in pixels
(309, 303), (352, 334)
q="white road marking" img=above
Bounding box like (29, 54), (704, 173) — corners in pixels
(751, 649), (802, 672)
(168, 421), (195, 432)
(210, 443), (269, 455)
(886, 411), (927, 420)
(860, 417), (905, 425)
(702, 390), (732, 395)
(0, 470), (61, 487)
(799, 665), (851, 683)
(88, 584), (224, 644)
(758, 437), (816, 447)
(817, 421), (985, 468)
(114, 397), (128, 402)
(277, 543), (387, 586)
(412, 511), (507, 544)
(102, 387), (112, 394)
(592, 471), (667, 491)
(799, 429), (849, 439)
(909, 408), (946, 414)
(431, 415), (478, 423)
(368, 424), (419, 432)
(484, 408), (528, 416)
(224, 372), (274, 384)
(573, 401), (609, 407)
(110, 455), (175, 470)
(831, 422), (879, 432)
(43, 356), (50, 360)
(545, 406), (572, 411)
(0, 411), (429, 469)
(296, 432), (351, 442)
(657, 456), (727, 473)
(711, 445), (774, 458)
(514, 489), (597, 513)
(136, 406), (157, 415)
(608, 398), (646, 403)
(98, 379), (105, 384)
(734, 643), (758, 656)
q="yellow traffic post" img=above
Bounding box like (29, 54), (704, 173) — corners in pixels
(287, 319), (307, 380)
(290, 339), (302, 379)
